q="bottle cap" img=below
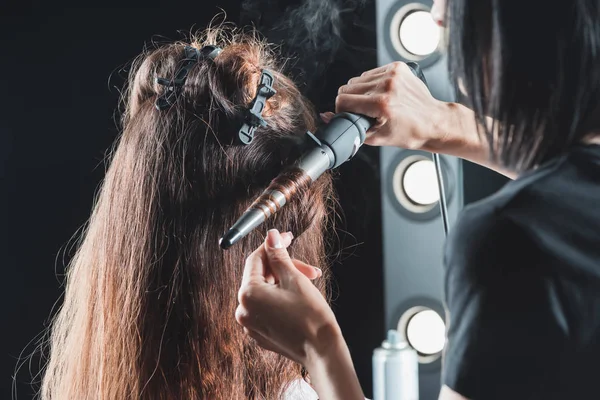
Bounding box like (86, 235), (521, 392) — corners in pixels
(382, 329), (409, 350)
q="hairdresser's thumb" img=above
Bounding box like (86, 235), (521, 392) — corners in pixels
(320, 112), (335, 124)
(265, 229), (300, 280)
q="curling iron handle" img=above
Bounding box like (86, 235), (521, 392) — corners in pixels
(314, 112), (374, 169)
(327, 62), (422, 155)
(406, 62), (428, 86)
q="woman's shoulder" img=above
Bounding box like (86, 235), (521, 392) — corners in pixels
(443, 179), (545, 278)
(445, 143), (600, 283)
(448, 144), (600, 257)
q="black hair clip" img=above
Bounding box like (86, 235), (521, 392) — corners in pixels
(200, 45), (222, 60)
(155, 45), (222, 111)
(238, 70), (277, 144)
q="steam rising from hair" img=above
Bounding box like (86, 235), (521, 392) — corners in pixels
(241, 0), (371, 88)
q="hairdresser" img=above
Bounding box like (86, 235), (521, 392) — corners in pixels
(235, 0), (600, 399)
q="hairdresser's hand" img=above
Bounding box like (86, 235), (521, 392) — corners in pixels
(323, 61), (448, 150)
(236, 229), (364, 400)
(431, 0), (447, 27)
(236, 229), (339, 365)
(264, 231), (323, 283)
(323, 61), (517, 179)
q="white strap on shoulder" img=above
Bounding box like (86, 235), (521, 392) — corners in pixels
(282, 379), (319, 400)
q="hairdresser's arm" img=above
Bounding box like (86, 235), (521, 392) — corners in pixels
(428, 101), (515, 179)
(326, 62), (516, 180)
(236, 230), (364, 400)
(235, 232), (467, 400)
(304, 331), (365, 400)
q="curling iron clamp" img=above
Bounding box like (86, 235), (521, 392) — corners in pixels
(220, 62), (450, 249)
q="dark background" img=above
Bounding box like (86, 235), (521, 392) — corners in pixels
(1, 1), (385, 398)
(1, 1), (507, 399)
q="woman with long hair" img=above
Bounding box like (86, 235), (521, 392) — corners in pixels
(41, 25), (335, 399)
(236, 0), (600, 399)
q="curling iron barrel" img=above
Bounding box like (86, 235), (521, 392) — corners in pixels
(219, 112), (372, 249)
(220, 62), (430, 249)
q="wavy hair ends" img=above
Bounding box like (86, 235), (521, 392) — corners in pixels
(40, 22), (335, 400)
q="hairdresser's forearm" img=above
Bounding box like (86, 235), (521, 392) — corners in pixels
(304, 330), (364, 400)
(426, 102), (517, 180)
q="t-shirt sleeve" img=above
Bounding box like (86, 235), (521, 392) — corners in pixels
(442, 211), (569, 400)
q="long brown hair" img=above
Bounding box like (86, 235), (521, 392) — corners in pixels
(41, 23), (335, 400)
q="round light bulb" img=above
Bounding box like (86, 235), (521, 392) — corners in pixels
(402, 159), (440, 205)
(399, 11), (440, 56)
(405, 309), (446, 355)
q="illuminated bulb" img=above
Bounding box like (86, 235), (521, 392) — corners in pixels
(402, 159), (439, 205)
(399, 11), (440, 56)
(405, 309), (446, 355)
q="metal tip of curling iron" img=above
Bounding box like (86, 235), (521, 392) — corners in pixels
(220, 228), (242, 250)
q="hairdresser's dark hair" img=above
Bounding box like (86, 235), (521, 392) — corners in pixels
(40, 23), (335, 400)
(446, 0), (600, 172)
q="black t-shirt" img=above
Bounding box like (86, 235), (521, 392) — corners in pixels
(442, 144), (600, 400)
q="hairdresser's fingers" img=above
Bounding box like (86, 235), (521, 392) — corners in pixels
(263, 271), (276, 285)
(236, 305), (267, 334)
(320, 112), (335, 124)
(264, 229), (302, 282)
(281, 231), (294, 246)
(431, 0), (446, 27)
(235, 305), (251, 327)
(264, 232), (294, 284)
(363, 133), (392, 147)
(241, 245), (270, 289)
(292, 259), (322, 280)
(359, 62), (400, 77)
(338, 80), (384, 96)
(335, 93), (387, 120)
(271, 231), (293, 253)
(345, 71), (386, 86)
(243, 230), (293, 286)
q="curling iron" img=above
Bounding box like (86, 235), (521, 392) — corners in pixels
(220, 62), (450, 249)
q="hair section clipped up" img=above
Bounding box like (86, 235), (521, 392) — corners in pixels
(154, 42), (276, 146)
(39, 22), (336, 400)
(154, 45), (222, 110)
